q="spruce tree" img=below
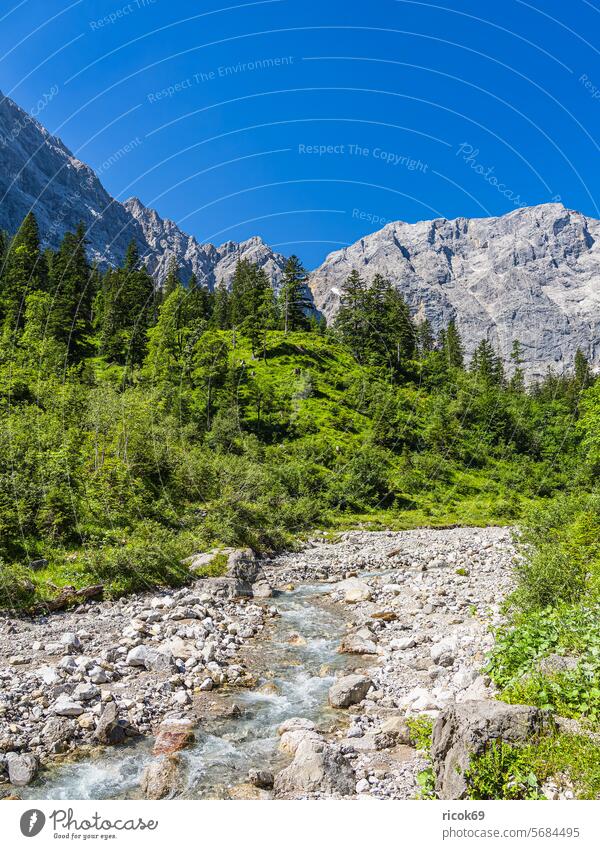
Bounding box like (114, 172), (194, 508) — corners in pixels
(334, 270), (370, 362)
(278, 255), (311, 333)
(1, 212), (48, 330)
(574, 348), (592, 391)
(162, 257), (181, 299)
(509, 340), (526, 393)
(99, 241), (156, 365)
(212, 280), (230, 329)
(444, 320), (464, 369)
(47, 224), (93, 360)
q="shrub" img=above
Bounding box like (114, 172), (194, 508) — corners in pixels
(79, 522), (190, 597)
(0, 559), (36, 610)
(465, 741), (544, 800)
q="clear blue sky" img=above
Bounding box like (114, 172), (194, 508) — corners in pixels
(1, 0), (600, 268)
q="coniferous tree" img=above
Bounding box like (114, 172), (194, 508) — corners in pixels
(444, 320), (464, 369)
(212, 280), (230, 329)
(334, 270), (370, 362)
(509, 340), (526, 393)
(574, 348), (592, 392)
(278, 255), (311, 333)
(99, 241), (156, 365)
(416, 318), (434, 357)
(162, 257), (181, 299)
(47, 224), (93, 360)
(471, 338), (503, 385)
(1, 213), (48, 330)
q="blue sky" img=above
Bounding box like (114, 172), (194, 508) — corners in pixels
(1, 0), (600, 268)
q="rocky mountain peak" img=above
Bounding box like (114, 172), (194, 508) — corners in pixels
(309, 203), (600, 378)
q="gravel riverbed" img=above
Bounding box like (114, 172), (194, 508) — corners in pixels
(0, 526), (515, 799)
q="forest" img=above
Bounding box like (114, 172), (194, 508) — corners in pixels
(0, 212), (595, 614)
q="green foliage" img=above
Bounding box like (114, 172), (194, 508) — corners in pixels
(0, 212), (593, 611)
(407, 715), (434, 751)
(192, 552), (228, 578)
(486, 603), (600, 721)
(466, 735), (600, 800)
(0, 559), (36, 610)
(76, 522), (191, 597)
(465, 741), (545, 800)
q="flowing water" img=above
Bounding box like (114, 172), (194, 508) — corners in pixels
(23, 581), (355, 800)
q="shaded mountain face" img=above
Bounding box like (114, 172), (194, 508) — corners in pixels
(309, 204), (600, 378)
(0, 92), (286, 290)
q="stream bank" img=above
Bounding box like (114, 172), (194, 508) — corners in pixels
(0, 526), (515, 799)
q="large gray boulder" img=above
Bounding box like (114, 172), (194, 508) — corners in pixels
(273, 736), (355, 798)
(6, 752), (38, 787)
(140, 755), (182, 800)
(328, 674), (372, 708)
(431, 701), (555, 799)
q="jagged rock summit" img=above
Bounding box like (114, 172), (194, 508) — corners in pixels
(309, 203), (600, 378)
(0, 91), (286, 290)
(3, 89), (600, 375)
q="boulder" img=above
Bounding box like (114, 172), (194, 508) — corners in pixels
(274, 737), (355, 798)
(41, 717), (75, 752)
(6, 752), (38, 787)
(279, 728), (321, 756)
(53, 695), (85, 717)
(377, 715), (411, 745)
(338, 632), (378, 655)
(95, 702), (126, 745)
(431, 701), (555, 799)
(338, 578), (372, 603)
(126, 645), (176, 674)
(153, 719), (195, 755)
(277, 717), (316, 735)
(140, 755), (181, 800)
(328, 674), (372, 708)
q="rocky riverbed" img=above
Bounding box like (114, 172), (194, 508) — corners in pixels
(0, 526), (516, 799)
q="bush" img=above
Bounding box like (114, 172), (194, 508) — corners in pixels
(0, 559), (36, 610)
(79, 522), (191, 597)
(465, 741), (544, 800)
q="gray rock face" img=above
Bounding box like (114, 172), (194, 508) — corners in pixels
(309, 204), (600, 378)
(0, 92), (286, 290)
(431, 701), (554, 799)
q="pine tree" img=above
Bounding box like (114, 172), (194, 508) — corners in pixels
(471, 338), (503, 385)
(415, 318), (434, 357)
(212, 280), (230, 329)
(574, 348), (592, 392)
(47, 224), (93, 360)
(162, 257), (181, 299)
(509, 340), (526, 393)
(192, 331), (229, 428)
(334, 270), (370, 362)
(278, 255), (311, 333)
(444, 320), (464, 369)
(365, 275), (415, 373)
(99, 241), (156, 365)
(1, 212), (48, 330)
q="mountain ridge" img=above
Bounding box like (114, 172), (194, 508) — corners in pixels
(0, 91), (286, 290)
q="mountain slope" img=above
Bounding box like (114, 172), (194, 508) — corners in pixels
(0, 92), (286, 289)
(308, 204), (600, 378)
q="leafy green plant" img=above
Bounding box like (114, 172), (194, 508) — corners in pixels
(465, 741), (545, 800)
(407, 715), (434, 751)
